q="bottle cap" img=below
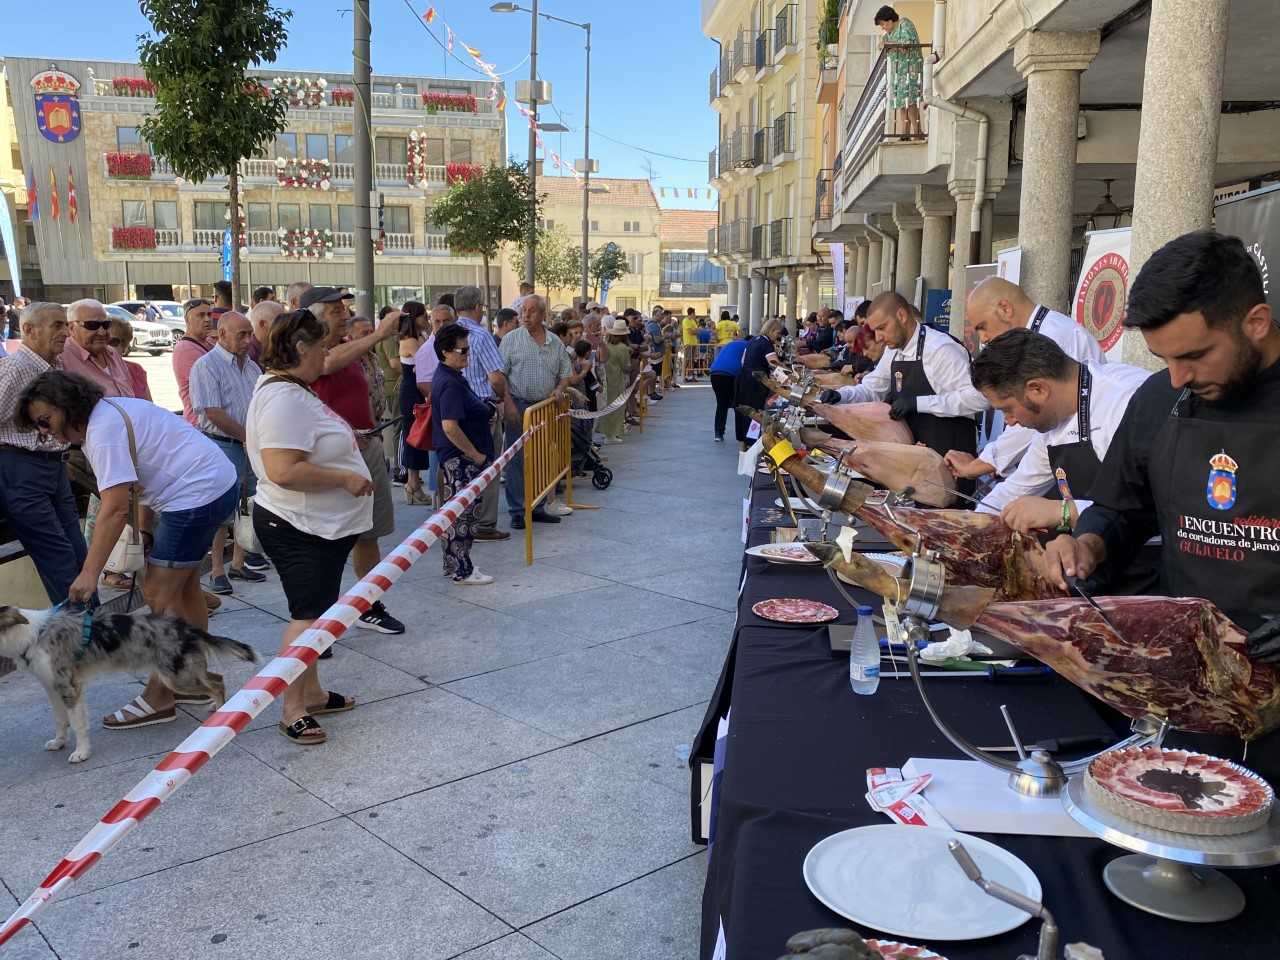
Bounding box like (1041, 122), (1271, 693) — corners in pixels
(856, 604), (874, 615)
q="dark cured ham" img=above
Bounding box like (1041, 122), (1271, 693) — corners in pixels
(975, 597), (1280, 740)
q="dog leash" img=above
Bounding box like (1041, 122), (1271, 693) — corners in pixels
(50, 599), (96, 659)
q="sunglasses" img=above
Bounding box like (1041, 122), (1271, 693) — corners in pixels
(451, 347), (470, 356)
(79, 319), (111, 332)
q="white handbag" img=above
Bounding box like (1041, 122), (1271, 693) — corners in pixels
(102, 400), (147, 575)
(234, 489), (261, 553)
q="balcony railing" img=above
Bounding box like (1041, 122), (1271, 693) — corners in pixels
(720, 50), (737, 88)
(240, 158), (277, 180)
(733, 31), (756, 75)
(772, 112), (795, 159)
(755, 30), (773, 75)
(108, 226), (180, 251)
(376, 162), (409, 183)
(246, 230), (278, 248)
(708, 148), (718, 185)
(331, 162), (355, 181)
(707, 226), (718, 255)
(384, 232), (414, 251)
(426, 233), (450, 252)
(709, 67), (719, 104)
(753, 128), (769, 169)
(844, 45), (932, 169)
(774, 3), (798, 53)
(815, 170), (833, 222)
(729, 127), (756, 170)
(770, 218), (791, 259)
(192, 229), (224, 248)
(751, 223), (765, 260)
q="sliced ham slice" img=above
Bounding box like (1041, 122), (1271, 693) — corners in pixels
(839, 441), (957, 508)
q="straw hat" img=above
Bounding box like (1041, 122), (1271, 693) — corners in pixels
(606, 315), (629, 335)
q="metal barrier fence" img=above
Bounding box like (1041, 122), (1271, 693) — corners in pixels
(521, 396), (573, 565)
(681, 343), (725, 381)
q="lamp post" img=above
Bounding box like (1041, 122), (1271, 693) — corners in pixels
(492, 3), (592, 303)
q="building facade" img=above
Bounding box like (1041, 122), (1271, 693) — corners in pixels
(0, 67), (39, 298)
(658, 208), (728, 317)
(4, 57), (505, 307)
(704, 0), (828, 334)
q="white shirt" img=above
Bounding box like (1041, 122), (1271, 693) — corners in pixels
(85, 397), (237, 513)
(246, 376), (373, 539)
(979, 307), (1106, 473)
(836, 323), (984, 416)
(977, 361), (1152, 515)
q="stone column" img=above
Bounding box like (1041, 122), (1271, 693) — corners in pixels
(736, 272), (750, 322)
(804, 269), (819, 316)
(916, 186), (953, 295)
(853, 235), (870, 300)
(750, 273), (765, 333)
(1013, 31), (1100, 312)
(784, 269), (798, 328)
(949, 186), (978, 341)
(893, 202), (923, 302)
(1129, 0), (1229, 278)
(866, 237), (884, 295)
(879, 223), (898, 297)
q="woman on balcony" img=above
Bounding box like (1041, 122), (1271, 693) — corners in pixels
(875, 5), (924, 139)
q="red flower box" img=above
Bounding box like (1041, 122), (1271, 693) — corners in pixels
(106, 153), (153, 179)
(112, 76), (155, 97)
(422, 91), (478, 114)
(112, 226), (157, 250)
(445, 162), (484, 185)
(331, 88), (355, 106)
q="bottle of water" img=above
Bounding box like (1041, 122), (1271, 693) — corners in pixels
(850, 604), (881, 695)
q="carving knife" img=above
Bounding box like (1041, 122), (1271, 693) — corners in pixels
(1065, 575), (1123, 637)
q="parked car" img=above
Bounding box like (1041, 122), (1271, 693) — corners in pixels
(112, 299), (186, 334)
(104, 305), (174, 356)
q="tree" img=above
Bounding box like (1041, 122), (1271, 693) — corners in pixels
(589, 242), (629, 303)
(510, 226), (579, 300)
(139, 0), (291, 305)
(431, 161), (538, 314)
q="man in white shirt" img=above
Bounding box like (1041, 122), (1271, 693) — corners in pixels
(820, 291), (980, 461)
(947, 277), (1105, 483)
(970, 328), (1150, 535)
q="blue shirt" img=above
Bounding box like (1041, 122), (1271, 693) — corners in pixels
(696, 328), (712, 344)
(710, 338), (748, 375)
(431, 364), (494, 464)
(645, 320), (665, 357)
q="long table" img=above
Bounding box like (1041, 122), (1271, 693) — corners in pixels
(692, 469), (1280, 959)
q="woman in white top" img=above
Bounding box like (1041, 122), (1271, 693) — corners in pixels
(20, 371), (239, 729)
(246, 308), (374, 746)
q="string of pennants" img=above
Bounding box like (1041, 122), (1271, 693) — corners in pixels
(658, 187), (717, 199)
(423, 5), (582, 181)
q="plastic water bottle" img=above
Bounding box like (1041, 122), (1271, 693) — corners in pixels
(850, 604), (881, 695)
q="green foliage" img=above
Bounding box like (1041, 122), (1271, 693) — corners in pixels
(589, 242), (629, 299)
(509, 226), (579, 296)
(431, 160), (538, 263)
(818, 0), (840, 50)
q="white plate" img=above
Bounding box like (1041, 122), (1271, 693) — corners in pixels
(775, 496), (823, 513)
(802, 825), (1040, 941)
(746, 542), (821, 564)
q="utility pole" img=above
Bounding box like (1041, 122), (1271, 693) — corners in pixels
(354, 0), (375, 321)
(525, 0), (540, 286)
(578, 22), (592, 305)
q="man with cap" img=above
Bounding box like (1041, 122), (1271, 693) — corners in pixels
(307, 287), (407, 635)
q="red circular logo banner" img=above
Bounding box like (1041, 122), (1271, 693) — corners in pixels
(1075, 252), (1129, 351)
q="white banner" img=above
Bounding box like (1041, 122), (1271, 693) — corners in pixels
(996, 246), (1022, 284)
(831, 242), (846, 312)
(1072, 227), (1131, 361)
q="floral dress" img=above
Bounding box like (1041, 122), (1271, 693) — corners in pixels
(886, 17), (924, 109)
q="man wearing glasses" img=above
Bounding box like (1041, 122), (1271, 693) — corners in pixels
(60, 299), (135, 398)
(173, 298), (216, 425)
(453, 285), (511, 542)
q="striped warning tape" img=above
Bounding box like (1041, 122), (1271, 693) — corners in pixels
(0, 426), (538, 949)
(564, 375), (642, 420)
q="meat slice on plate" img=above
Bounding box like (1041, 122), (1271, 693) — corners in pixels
(975, 596), (1280, 739)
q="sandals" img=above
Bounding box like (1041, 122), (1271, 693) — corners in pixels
(404, 483), (431, 506)
(307, 691), (355, 716)
(279, 715), (327, 745)
(103, 695), (176, 730)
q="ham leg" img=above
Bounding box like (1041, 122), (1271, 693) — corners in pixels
(839, 441), (957, 508)
(810, 401), (914, 445)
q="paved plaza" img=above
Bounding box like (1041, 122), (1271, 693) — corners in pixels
(1, 386), (740, 960)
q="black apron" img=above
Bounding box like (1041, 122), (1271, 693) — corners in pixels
(889, 323), (976, 460)
(1148, 388), (1280, 777)
(1045, 364), (1101, 502)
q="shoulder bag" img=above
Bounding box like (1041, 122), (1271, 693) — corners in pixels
(101, 400), (147, 575)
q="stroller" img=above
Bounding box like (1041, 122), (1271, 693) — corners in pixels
(570, 413), (613, 489)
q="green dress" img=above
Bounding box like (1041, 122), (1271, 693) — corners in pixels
(599, 342), (631, 439)
(886, 17), (923, 109)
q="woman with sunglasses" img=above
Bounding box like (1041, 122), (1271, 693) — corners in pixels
(430, 323), (494, 585)
(108, 318), (153, 401)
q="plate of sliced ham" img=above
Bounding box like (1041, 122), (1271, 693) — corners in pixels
(752, 597), (839, 623)
(867, 942), (948, 960)
(746, 543), (821, 564)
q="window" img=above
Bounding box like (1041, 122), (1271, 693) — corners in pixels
(338, 204), (355, 233)
(277, 203), (302, 231)
(622, 220), (641, 233)
(153, 201), (178, 231)
(193, 201), (223, 231)
(424, 137), (445, 165)
(615, 297), (636, 312)
(590, 220), (599, 232)
(116, 126), (145, 154)
(309, 205), (333, 231)
(375, 136), (407, 165)
(121, 200), (148, 227)
(540, 218), (555, 231)
(449, 139), (472, 163)
(372, 82), (397, 95)
(275, 132), (298, 158)
(306, 134), (329, 160)
(335, 135), (354, 164)
(246, 202), (271, 231)
(384, 205), (411, 234)
(626, 253), (644, 275)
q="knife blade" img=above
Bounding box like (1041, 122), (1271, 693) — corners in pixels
(980, 735), (1111, 754)
(1065, 575), (1123, 637)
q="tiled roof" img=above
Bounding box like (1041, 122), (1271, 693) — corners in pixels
(660, 209), (718, 246)
(538, 175), (658, 210)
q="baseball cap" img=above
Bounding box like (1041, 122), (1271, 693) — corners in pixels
(298, 286), (354, 310)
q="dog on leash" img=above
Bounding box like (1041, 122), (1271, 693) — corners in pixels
(0, 605), (257, 764)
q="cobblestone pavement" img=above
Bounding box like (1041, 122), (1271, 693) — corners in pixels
(1, 384), (740, 960)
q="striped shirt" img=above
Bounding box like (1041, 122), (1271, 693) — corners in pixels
(0, 346), (66, 451)
(458, 316), (501, 400)
(499, 324), (571, 403)
(188, 344), (262, 438)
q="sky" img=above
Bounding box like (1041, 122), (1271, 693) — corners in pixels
(3, 0), (719, 211)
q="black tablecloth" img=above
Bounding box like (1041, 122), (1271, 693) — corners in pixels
(694, 472), (1280, 960)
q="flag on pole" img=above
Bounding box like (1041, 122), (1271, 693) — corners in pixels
(423, 7), (436, 23)
(67, 165), (78, 224)
(48, 167), (60, 221)
(446, 27), (455, 53)
(26, 171), (38, 222)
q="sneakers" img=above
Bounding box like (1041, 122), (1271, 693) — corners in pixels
(357, 601), (406, 635)
(242, 552), (271, 572)
(453, 569), (495, 586)
(648, 393), (662, 402)
(474, 528), (511, 542)
(544, 501), (573, 517)
(714, 435), (725, 443)
(228, 565), (267, 583)
(209, 574), (233, 596)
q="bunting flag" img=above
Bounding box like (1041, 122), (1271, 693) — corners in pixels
(48, 167), (59, 222)
(67, 165), (78, 224)
(446, 27), (455, 54)
(423, 7), (436, 23)
(26, 171), (38, 222)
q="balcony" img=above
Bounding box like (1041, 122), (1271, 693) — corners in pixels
(774, 4), (799, 59)
(108, 226), (180, 252)
(376, 162), (409, 184)
(102, 152), (176, 181)
(709, 67), (720, 105)
(771, 112), (795, 163)
(752, 127), (770, 173)
(817, 59), (838, 105)
(754, 29), (774, 80)
(708, 148), (719, 185)
(751, 223), (765, 260)
(384, 232), (415, 252)
(814, 170), (834, 228)
(732, 31), (756, 79)
(769, 218), (791, 260)
(192, 229), (225, 248)
(720, 50), (738, 90)
(707, 226), (717, 256)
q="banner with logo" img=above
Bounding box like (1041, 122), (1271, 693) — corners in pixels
(830, 242), (845, 312)
(1213, 183), (1280, 314)
(1072, 227), (1130, 361)
(996, 246), (1022, 284)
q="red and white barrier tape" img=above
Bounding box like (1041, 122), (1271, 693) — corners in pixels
(564, 375), (642, 420)
(0, 427), (537, 949)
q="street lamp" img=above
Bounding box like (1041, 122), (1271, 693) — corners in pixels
(491, 2), (592, 305)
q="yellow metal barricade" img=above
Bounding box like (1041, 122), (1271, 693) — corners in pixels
(521, 396), (573, 565)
